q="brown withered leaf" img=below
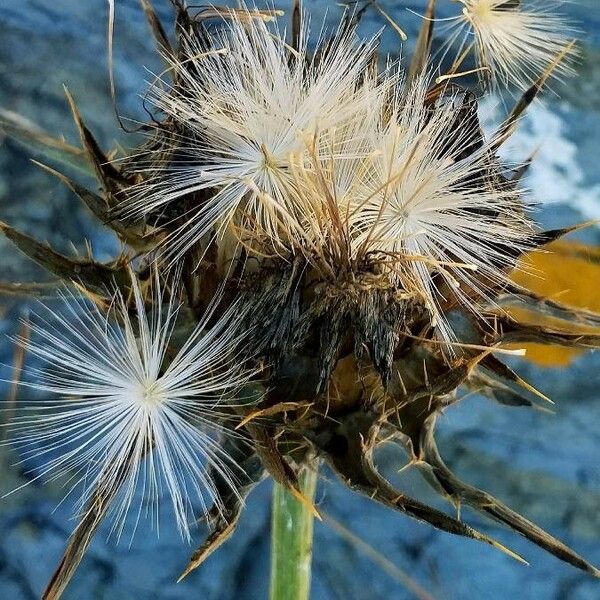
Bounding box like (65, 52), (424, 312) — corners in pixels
(466, 368), (534, 408)
(492, 314), (600, 349)
(1, 317), (30, 442)
(42, 451), (138, 600)
(495, 287), (600, 331)
(245, 422), (320, 518)
(43, 502), (108, 600)
(291, 0), (301, 52)
(190, 6), (283, 22)
(478, 354), (553, 404)
(180, 437), (266, 580)
(178, 513), (241, 583)
(0, 281), (58, 297)
(494, 41), (577, 150)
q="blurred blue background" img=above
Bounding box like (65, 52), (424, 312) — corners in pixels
(1, 1), (600, 598)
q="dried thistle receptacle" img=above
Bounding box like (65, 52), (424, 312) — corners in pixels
(1, 1), (600, 597)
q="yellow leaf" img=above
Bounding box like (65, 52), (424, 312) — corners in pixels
(508, 240), (600, 367)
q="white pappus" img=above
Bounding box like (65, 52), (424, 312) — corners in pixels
(3, 272), (256, 541)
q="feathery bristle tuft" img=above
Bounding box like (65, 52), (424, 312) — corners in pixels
(352, 78), (535, 337)
(5, 272), (255, 540)
(286, 75), (534, 339)
(443, 0), (577, 91)
(125, 7), (381, 261)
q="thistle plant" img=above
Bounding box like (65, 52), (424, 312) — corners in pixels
(1, 1), (600, 599)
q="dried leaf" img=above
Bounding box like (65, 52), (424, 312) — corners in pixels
(479, 355), (553, 404)
(178, 514), (241, 582)
(322, 411), (526, 564)
(1, 317), (30, 442)
(191, 6), (283, 22)
(0, 220), (129, 294)
(467, 369), (534, 408)
(291, 0), (301, 52)
(236, 401), (312, 429)
(42, 451), (137, 600)
(496, 288), (600, 330)
(43, 503), (107, 600)
(371, 1), (407, 42)
(493, 315), (600, 349)
(0, 281), (58, 297)
(180, 438), (266, 580)
(245, 423), (320, 518)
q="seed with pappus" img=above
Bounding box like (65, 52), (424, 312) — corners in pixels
(442, 0), (577, 90)
(5, 271), (256, 541)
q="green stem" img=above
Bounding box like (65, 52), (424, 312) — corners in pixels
(269, 466), (318, 600)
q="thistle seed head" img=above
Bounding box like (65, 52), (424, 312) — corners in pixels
(126, 5), (382, 260)
(2, 0), (599, 591)
(6, 271), (256, 540)
(444, 0), (577, 91)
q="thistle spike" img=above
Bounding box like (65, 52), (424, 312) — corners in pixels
(407, 0), (436, 85)
(63, 86), (132, 199)
(33, 160), (162, 251)
(140, 0), (173, 58)
(0, 220), (129, 293)
(420, 415), (600, 578)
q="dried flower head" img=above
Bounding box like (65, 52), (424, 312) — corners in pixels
(126, 7), (381, 260)
(2, 1), (600, 595)
(6, 273), (254, 540)
(285, 75), (533, 339)
(281, 80), (390, 273)
(352, 80), (534, 337)
(443, 0), (577, 90)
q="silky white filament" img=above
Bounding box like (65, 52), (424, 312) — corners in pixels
(119, 6), (537, 340)
(4, 274), (255, 541)
(125, 6), (382, 260)
(442, 0), (576, 91)
(290, 75), (534, 339)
